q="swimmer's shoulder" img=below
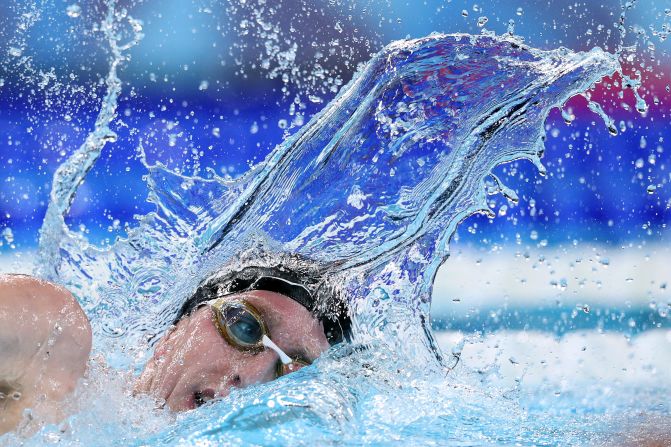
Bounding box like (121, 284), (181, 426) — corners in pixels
(0, 274), (92, 434)
(0, 274), (92, 358)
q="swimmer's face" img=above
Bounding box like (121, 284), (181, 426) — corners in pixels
(134, 290), (330, 411)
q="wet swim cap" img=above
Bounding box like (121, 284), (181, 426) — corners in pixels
(175, 265), (351, 345)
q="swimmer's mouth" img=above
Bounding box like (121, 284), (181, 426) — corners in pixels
(193, 389), (215, 408)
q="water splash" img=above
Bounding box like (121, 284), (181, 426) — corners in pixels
(36, 29), (624, 376)
(37, 0), (143, 280)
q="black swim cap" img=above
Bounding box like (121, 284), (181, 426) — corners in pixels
(174, 265), (351, 345)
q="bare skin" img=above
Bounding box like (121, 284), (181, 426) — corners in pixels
(0, 274), (329, 433)
(0, 274), (91, 434)
(134, 290), (330, 411)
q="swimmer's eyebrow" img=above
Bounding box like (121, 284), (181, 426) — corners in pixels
(256, 302), (312, 362)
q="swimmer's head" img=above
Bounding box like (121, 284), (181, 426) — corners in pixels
(135, 265), (350, 411)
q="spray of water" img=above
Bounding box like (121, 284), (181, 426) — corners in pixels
(38, 0), (143, 279)
(37, 26), (626, 370)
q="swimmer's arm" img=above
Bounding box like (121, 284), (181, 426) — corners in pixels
(0, 274), (92, 434)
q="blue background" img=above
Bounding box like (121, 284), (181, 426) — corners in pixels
(0, 0), (669, 252)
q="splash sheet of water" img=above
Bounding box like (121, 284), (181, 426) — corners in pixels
(2, 1), (668, 446)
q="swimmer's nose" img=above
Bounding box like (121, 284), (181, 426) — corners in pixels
(237, 349), (283, 386)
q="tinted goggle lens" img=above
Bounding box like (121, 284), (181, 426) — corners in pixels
(211, 299), (311, 377)
(220, 305), (264, 347)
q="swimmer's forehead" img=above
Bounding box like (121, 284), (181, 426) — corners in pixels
(234, 290), (310, 329)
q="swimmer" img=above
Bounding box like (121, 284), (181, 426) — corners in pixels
(0, 266), (349, 434)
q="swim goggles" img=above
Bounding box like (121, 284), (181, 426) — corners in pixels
(209, 297), (309, 377)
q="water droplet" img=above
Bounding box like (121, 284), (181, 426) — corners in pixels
(66, 4), (81, 18)
(646, 184), (657, 195)
(516, 7), (524, 16)
(101, 133), (117, 143)
(250, 122), (259, 134)
(587, 100), (617, 135)
(461, 10), (469, 17)
(477, 16), (488, 27)
(561, 108), (574, 124)
(198, 80), (209, 91)
(507, 19), (515, 34)
(8, 47), (23, 57)
(2, 228), (14, 244)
